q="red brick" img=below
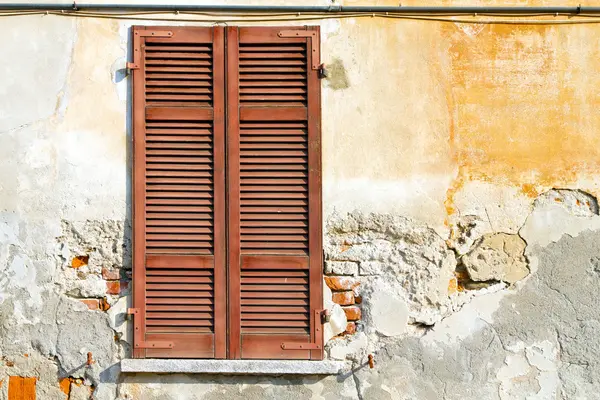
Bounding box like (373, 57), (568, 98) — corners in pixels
(8, 376), (36, 400)
(59, 378), (71, 397)
(325, 276), (359, 291)
(101, 267), (120, 281)
(105, 281), (120, 295)
(448, 278), (459, 295)
(80, 299), (99, 310)
(344, 322), (356, 334)
(343, 306), (362, 321)
(99, 297), (110, 311)
(71, 255), (88, 268)
(355, 295), (363, 304)
(332, 291), (354, 306)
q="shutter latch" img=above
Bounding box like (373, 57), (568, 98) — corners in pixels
(317, 63), (328, 79)
(127, 30), (173, 72)
(127, 308), (174, 349)
(278, 29), (321, 70)
(281, 309), (326, 351)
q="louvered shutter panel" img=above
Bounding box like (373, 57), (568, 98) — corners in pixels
(132, 26), (226, 358)
(226, 27), (323, 360)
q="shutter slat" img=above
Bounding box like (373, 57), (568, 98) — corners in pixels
(147, 320), (213, 326)
(147, 276), (213, 283)
(148, 312), (213, 319)
(241, 81), (306, 87)
(146, 241), (212, 248)
(242, 277), (308, 284)
(147, 227), (213, 234)
(146, 234), (213, 241)
(147, 80), (212, 87)
(148, 305), (214, 311)
(241, 306), (308, 313)
(147, 297), (213, 304)
(239, 52), (305, 58)
(241, 292), (308, 299)
(146, 270), (213, 277)
(147, 219), (213, 227)
(147, 283), (213, 290)
(146, 59), (212, 66)
(148, 290), (214, 298)
(145, 67), (213, 73)
(146, 73), (212, 80)
(147, 184), (212, 191)
(241, 298), (307, 305)
(147, 212), (213, 220)
(241, 321), (309, 327)
(242, 314), (308, 321)
(145, 206), (212, 213)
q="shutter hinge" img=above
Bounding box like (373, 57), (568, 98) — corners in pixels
(281, 309), (326, 351)
(127, 308), (174, 349)
(127, 30), (173, 71)
(278, 29), (321, 70)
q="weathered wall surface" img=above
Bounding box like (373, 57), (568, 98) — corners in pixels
(2, 0), (600, 398)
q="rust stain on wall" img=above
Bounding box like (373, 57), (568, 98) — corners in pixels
(443, 22), (600, 218)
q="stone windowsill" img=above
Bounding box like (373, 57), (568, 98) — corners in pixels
(121, 359), (345, 375)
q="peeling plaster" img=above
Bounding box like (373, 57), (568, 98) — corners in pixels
(2, 8), (600, 400)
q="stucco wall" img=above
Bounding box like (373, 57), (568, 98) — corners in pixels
(2, 1), (600, 399)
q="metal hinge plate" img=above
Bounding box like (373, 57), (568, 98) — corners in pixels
(278, 29), (320, 70)
(281, 342), (322, 350)
(127, 30), (173, 71)
(281, 310), (325, 351)
(127, 308), (174, 349)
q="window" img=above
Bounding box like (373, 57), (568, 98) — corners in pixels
(130, 26), (323, 360)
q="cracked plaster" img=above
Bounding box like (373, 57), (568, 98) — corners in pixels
(1, 9), (600, 400)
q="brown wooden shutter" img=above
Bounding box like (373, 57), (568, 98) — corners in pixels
(226, 26), (323, 360)
(131, 26), (226, 358)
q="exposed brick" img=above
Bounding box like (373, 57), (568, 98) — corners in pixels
(344, 322), (356, 334)
(355, 295), (363, 304)
(343, 306), (362, 321)
(99, 297), (110, 311)
(325, 276), (359, 291)
(448, 278), (458, 295)
(71, 255), (89, 268)
(80, 299), (99, 310)
(332, 291), (354, 306)
(105, 281), (120, 295)
(8, 376), (36, 400)
(101, 267), (120, 281)
(59, 378), (71, 397)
